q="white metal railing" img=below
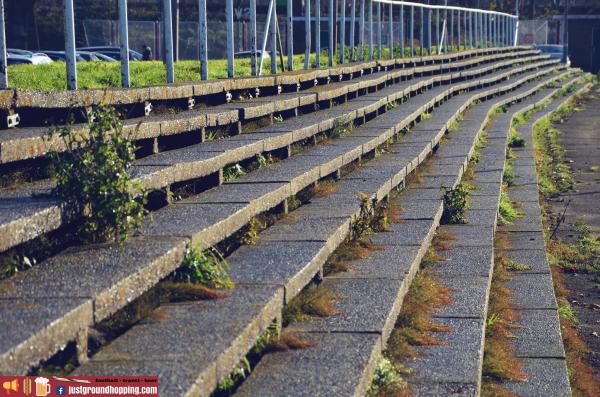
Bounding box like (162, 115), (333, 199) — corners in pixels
(0, 0), (519, 91)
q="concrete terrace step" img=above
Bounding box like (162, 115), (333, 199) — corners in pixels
(498, 82), (593, 397)
(231, 72), (575, 397)
(401, 77), (582, 397)
(0, 50), (544, 165)
(67, 71), (570, 396)
(0, 47), (532, 117)
(0, 66), (567, 376)
(0, 56), (561, 254)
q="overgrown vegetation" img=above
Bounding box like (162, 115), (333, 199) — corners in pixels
(441, 183), (470, 224)
(498, 188), (523, 225)
(481, 241), (527, 396)
(532, 85), (600, 397)
(171, 244), (233, 289)
(47, 107), (146, 243)
(282, 286), (340, 326)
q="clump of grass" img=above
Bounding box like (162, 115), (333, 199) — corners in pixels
(223, 163), (247, 181)
(432, 227), (457, 251)
(533, 117), (575, 197)
(171, 244), (233, 289)
(241, 217), (263, 246)
(503, 161), (516, 187)
(441, 183), (470, 225)
(508, 127), (526, 148)
(282, 286), (340, 326)
(264, 329), (316, 352)
(498, 188), (523, 225)
(366, 357), (411, 397)
(330, 119), (353, 138)
(385, 269), (453, 361)
(422, 246), (445, 266)
(506, 259), (530, 272)
(482, 252), (527, 389)
(312, 179), (338, 197)
(420, 111), (432, 120)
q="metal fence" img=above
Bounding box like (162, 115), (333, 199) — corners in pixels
(518, 19), (563, 45)
(0, 0), (519, 91)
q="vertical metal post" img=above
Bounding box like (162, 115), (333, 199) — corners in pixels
(118, 0), (130, 88)
(341, 0), (346, 64)
(400, 4), (404, 57)
(329, 0), (334, 66)
(368, 0), (373, 61)
(376, 1), (381, 59)
(388, 3), (393, 59)
(419, 6), (423, 55)
(225, 0), (234, 77)
(469, 11), (473, 48)
(463, 9), (467, 49)
(427, 8), (431, 55)
(443, 2), (448, 53)
(436, 9), (439, 54)
(271, 0), (277, 74)
(0, 0), (6, 89)
(410, 5), (414, 57)
(350, 0), (356, 61)
(64, 0), (77, 90)
(359, 0), (365, 61)
(457, 10), (461, 51)
(199, 0), (209, 79)
(304, 0), (311, 69)
(449, 9), (453, 51)
(287, 0), (293, 71)
(316, 0), (321, 67)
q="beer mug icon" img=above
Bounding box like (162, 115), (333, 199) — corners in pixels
(34, 377), (50, 397)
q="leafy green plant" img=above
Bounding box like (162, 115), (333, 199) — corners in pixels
(47, 107), (146, 243)
(420, 111), (432, 120)
(2, 255), (36, 278)
(223, 163), (246, 181)
(503, 162), (516, 187)
(508, 130), (526, 148)
(330, 119), (353, 138)
(172, 244), (233, 289)
(273, 114), (284, 123)
(366, 357), (408, 397)
(507, 259), (530, 271)
(441, 183), (470, 224)
(352, 193), (374, 241)
(498, 189), (522, 224)
(217, 357), (251, 393)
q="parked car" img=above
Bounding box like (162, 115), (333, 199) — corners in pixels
(7, 49), (53, 64)
(78, 46), (143, 61)
(535, 44), (570, 65)
(7, 54), (34, 65)
(42, 51), (86, 62)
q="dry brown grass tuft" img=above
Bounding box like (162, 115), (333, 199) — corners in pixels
(265, 330), (316, 352)
(386, 269), (453, 361)
(282, 286), (340, 326)
(312, 179), (338, 197)
(482, 251), (527, 389)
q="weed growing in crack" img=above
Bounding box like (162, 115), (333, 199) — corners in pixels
(47, 107), (147, 243)
(282, 286), (340, 326)
(498, 188), (522, 225)
(172, 245), (233, 289)
(441, 183), (470, 224)
(508, 127), (526, 148)
(385, 269), (453, 361)
(366, 357), (411, 397)
(503, 161), (516, 187)
(223, 163), (246, 181)
(330, 119), (353, 138)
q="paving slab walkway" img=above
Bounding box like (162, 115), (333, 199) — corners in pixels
(547, 85), (600, 381)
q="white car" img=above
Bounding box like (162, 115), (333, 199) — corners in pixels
(7, 49), (53, 65)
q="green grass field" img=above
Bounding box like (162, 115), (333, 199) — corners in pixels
(7, 45), (464, 91)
